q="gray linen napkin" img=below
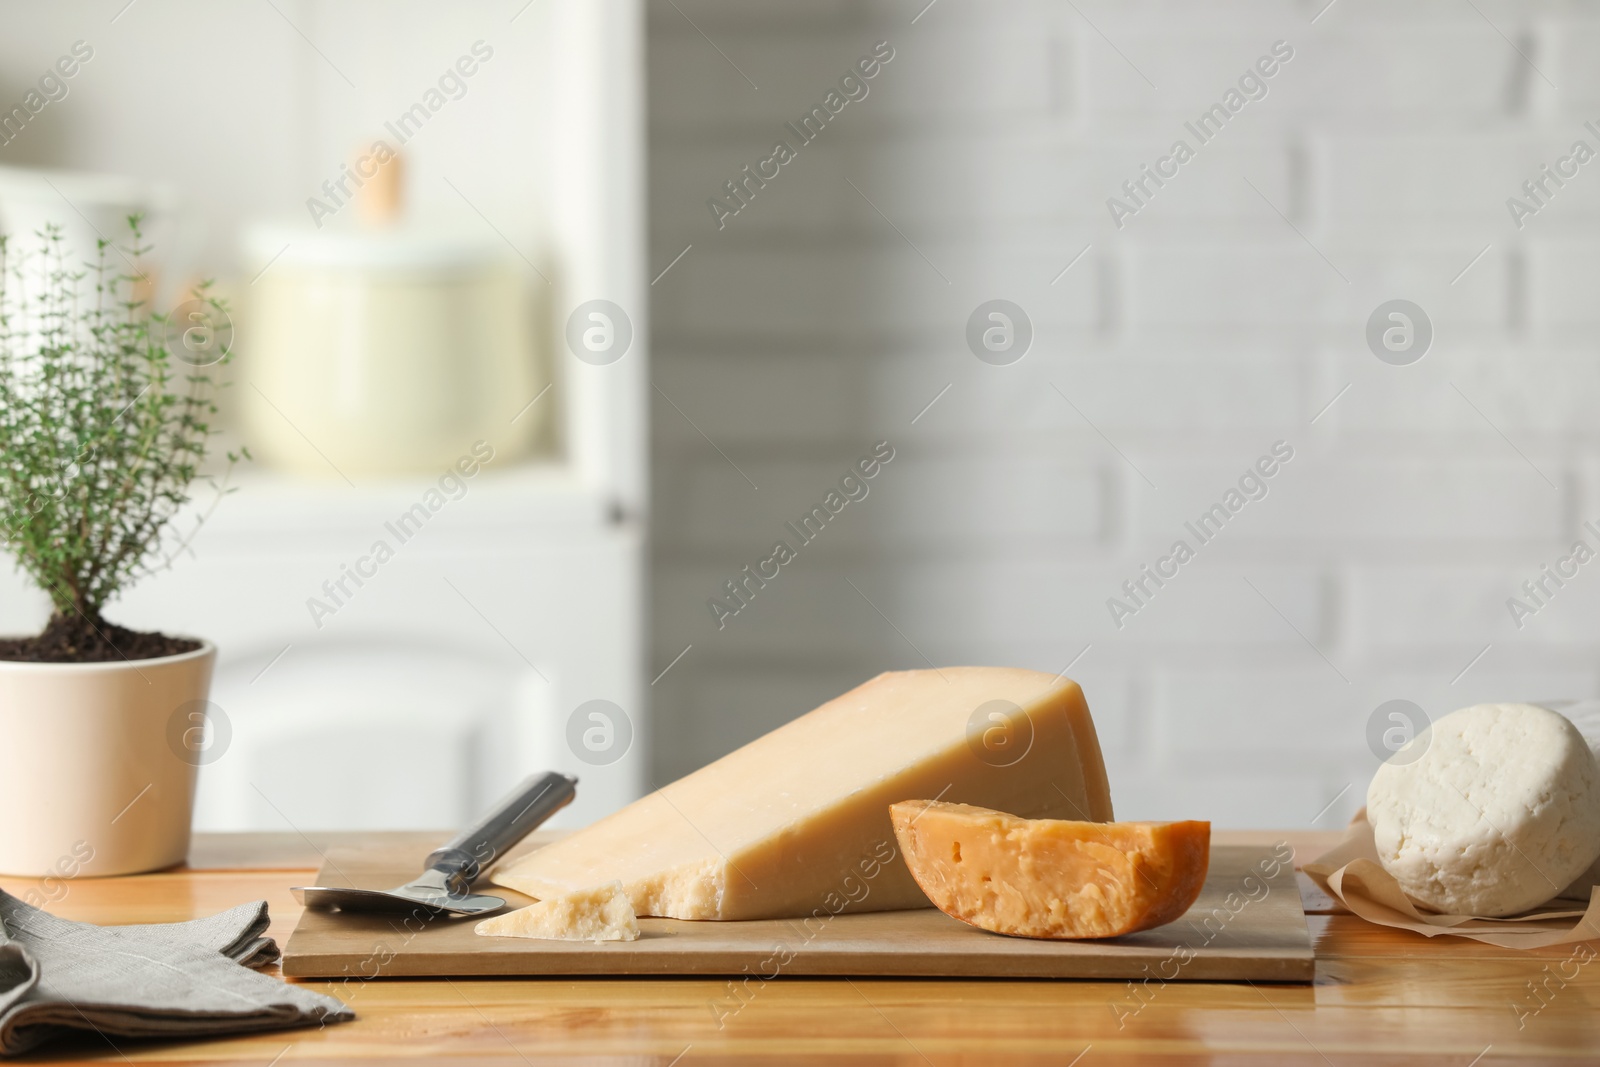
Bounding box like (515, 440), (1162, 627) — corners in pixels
(0, 889), (351, 1056)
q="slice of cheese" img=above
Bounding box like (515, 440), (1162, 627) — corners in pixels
(474, 881), (639, 942)
(890, 801), (1210, 939)
(493, 668), (1113, 920)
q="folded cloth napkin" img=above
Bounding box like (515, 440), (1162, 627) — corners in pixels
(0, 890), (351, 1056)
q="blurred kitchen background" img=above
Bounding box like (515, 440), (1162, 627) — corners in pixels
(3, 0), (1596, 830)
(0, 0), (647, 834)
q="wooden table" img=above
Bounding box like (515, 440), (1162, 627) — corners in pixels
(4, 829), (1599, 1064)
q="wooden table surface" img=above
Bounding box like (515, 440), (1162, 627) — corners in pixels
(4, 829), (1599, 1064)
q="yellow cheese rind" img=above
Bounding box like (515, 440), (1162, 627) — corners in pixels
(493, 668), (1113, 920)
(890, 801), (1210, 939)
(473, 881), (639, 942)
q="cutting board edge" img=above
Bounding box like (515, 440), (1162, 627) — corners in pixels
(282, 948), (1315, 981)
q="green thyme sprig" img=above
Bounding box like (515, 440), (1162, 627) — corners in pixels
(0, 216), (243, 625)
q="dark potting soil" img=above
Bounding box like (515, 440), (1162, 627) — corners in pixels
(0, 613), (201, 663)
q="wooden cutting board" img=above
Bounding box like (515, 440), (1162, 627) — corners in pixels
(282, 840), (1313, 981)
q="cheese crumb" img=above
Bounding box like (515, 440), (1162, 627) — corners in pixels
(474, 881), (639, 942)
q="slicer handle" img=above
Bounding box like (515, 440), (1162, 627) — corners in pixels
(425, 771), (577, 882)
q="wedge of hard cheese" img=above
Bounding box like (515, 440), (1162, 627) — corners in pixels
(891, 801), (1209, 939)
(474, 881), (639, 942)
(493, 668), (1113, 920)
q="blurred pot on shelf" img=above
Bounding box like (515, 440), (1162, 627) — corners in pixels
(239, 150), (546, 479)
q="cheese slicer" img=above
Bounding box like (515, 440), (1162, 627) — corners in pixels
(291, 771), (577, 918)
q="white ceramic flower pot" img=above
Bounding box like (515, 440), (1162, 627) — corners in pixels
(0, 642), (215, 877)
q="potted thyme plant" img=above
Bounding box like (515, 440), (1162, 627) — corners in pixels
(0, 219), (240, 876)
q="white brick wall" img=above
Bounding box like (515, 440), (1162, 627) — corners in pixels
(646, 0), (1600, 827)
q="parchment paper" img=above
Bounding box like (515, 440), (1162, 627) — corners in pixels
(1302, 811), (1600, 949)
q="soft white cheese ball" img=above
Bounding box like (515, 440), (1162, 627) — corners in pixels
(1367, 702), (1600, 917)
